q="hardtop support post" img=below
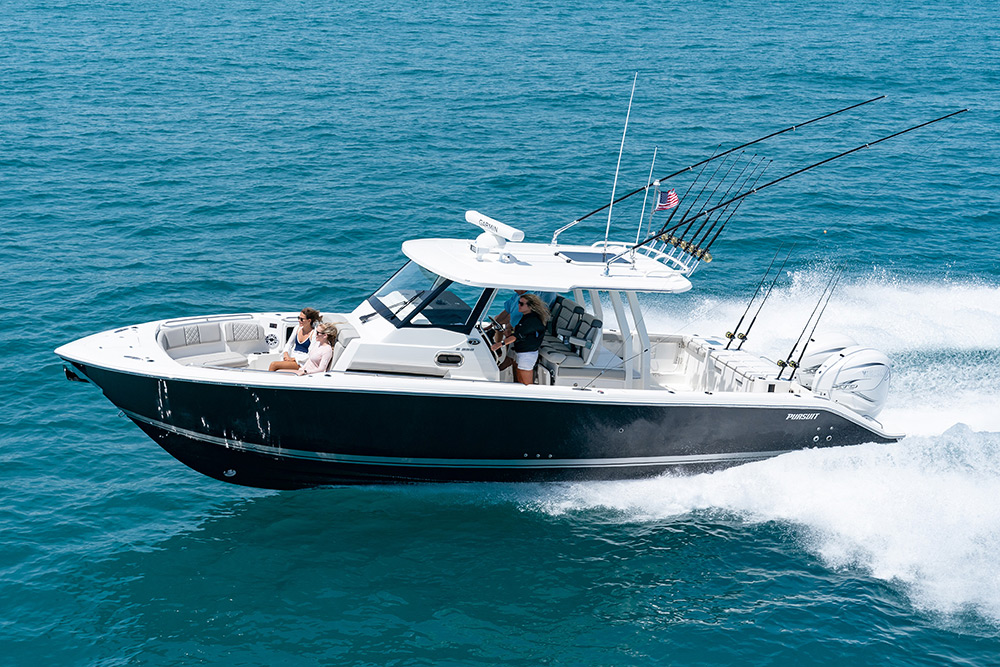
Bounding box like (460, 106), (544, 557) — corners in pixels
(609, 291), (635, 388)
(626, 290), (651, 388)
(588, 290), (603, 322)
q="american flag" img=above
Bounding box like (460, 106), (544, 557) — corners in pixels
(654, 188), (679, 211)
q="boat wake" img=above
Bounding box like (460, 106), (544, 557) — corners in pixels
(526, 427), (1000, 624)
(524, 274), (1000, 624)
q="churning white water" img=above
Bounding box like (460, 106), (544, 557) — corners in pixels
(535, 275), (1000, 621)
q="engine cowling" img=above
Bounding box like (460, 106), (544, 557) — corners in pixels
(810, 345), (892, 419)
(794, 333), (858, 390)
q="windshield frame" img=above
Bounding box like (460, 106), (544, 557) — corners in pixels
(366, 261), (495, 334)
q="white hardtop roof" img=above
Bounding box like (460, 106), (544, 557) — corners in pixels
(402, 238), (693, 293)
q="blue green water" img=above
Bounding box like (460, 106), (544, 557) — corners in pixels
(3, 0), (1000, 664)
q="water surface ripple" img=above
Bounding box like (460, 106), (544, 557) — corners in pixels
(2, 0), (999, 664)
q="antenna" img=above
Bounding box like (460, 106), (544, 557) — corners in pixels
(603, 72), (638, 261)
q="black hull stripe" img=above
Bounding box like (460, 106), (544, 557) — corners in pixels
(124, 410), (783, 470)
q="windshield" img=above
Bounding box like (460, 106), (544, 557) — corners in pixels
(367, 261), (491, 332)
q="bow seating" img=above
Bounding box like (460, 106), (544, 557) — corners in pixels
(157, 319), (267, 367)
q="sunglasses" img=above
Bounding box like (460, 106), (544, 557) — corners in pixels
(298, 316), (307, 321)
(518, 301), (528, 306)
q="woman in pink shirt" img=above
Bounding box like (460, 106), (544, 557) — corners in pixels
(296, 322), (339, 375)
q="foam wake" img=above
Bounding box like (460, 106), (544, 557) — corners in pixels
(531, 425), (1000, 624)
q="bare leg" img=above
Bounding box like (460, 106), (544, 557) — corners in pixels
(268, 359), (299, 372)
(515, 368), (534, 385)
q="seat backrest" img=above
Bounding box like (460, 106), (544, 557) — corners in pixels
(551, 300), (583, 338)
(223, 321), (264, 343)
(573, 316), (603, 365)
(548, 296), (567, 334)
(322, 316), (360, 369)
(156, 323), (225, 359)
(222, 321), (268, 355)
(158, 323), (222, 350)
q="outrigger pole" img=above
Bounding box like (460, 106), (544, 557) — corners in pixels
(614, 108), (969, 263)
(572, 94), (887, 227)
(635, 146), (658, 245)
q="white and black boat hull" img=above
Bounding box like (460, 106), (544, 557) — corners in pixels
(65, 361), (899, 489)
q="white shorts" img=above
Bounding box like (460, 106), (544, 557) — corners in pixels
(515, 350), (539, 371)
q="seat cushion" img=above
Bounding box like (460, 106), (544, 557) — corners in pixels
(181, 351), (248, 368)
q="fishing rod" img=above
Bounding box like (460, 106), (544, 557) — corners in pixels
(672, 153), (736, 243)
(787, 270), (844, 382)
(658, 144), (721, 234)
(725, 245), (785, 349)
(685, 153), (756, 249)
(700, 159), (772, 254)
(570, 95), (886, 227)
(676, 152), (746, 244)
(776, 269), (840, 379)
(619, 109), (969, 262)
(737, 244), (794, 350)
(656, 157), (770, 260)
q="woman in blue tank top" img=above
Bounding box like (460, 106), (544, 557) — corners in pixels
(268, 307), (321, 372)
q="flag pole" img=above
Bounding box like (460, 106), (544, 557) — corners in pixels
(635, 146), (658, 246)
(644, 181), (660, 243)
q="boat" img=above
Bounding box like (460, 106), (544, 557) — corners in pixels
(56, 100), (966, 489)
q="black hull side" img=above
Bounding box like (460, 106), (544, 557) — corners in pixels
(135, 421), (763, 488)
(70, 362), (897, 489)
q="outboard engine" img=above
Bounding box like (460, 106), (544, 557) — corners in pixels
(810, 345), (892, 418)
(794, 333), (858, 390)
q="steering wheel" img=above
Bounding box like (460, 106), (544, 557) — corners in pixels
(492, 339), (508, 365)
(482, 316), (510, 363)
(475, 315), (496, 341)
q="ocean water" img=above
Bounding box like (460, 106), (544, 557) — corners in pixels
(2, 0), (999, 664)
